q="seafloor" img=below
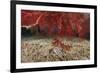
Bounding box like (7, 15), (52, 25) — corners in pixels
(21, 36), (90, 63)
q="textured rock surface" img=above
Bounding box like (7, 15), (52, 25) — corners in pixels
(21, 36), (90, 63)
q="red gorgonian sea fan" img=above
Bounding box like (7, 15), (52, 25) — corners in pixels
(21, 10), (90, 39)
